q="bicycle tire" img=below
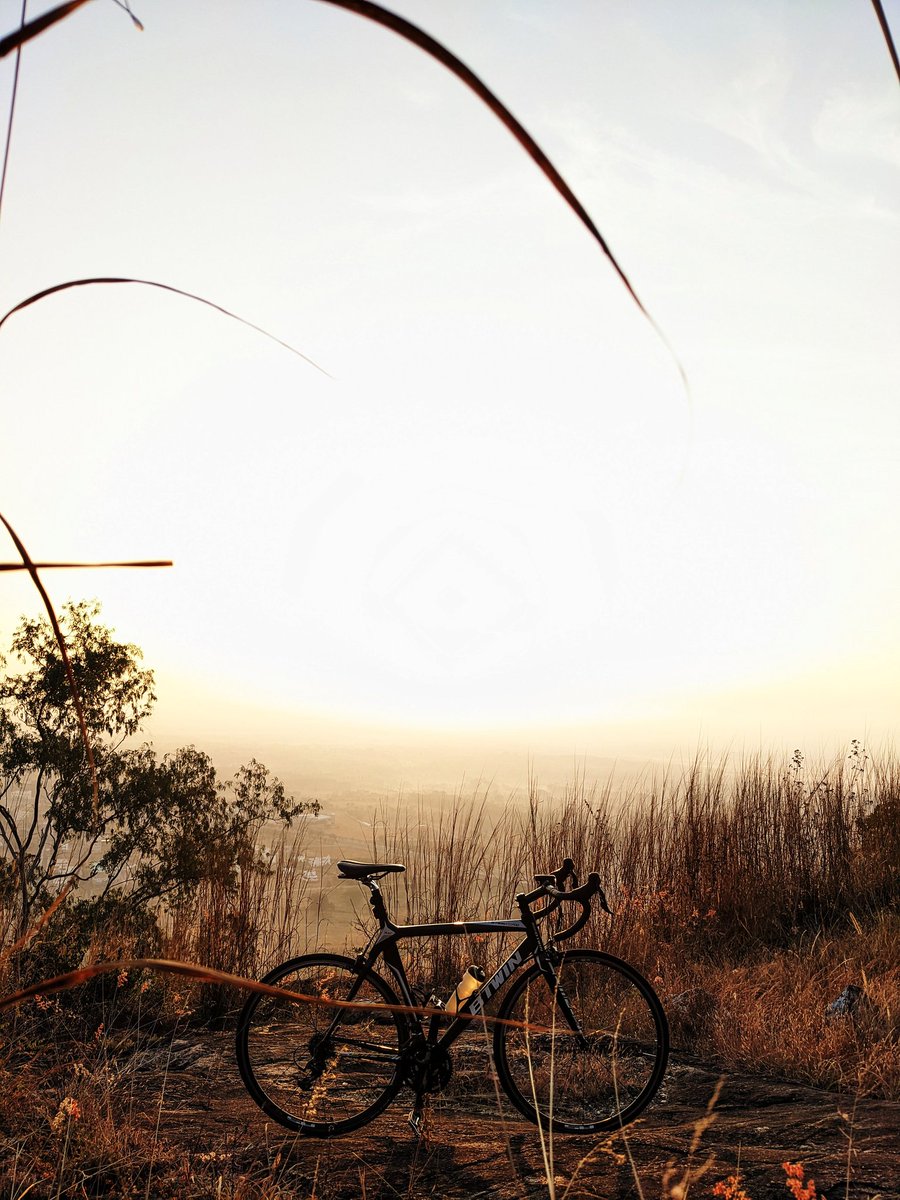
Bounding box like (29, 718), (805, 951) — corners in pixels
(235, 953), (408, 1136)
(493, 949), (669, 1134)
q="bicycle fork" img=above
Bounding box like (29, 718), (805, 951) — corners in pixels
(536, 951), (590, 1050)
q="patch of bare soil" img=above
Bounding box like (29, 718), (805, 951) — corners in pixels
(126, 1034), (899, 1199)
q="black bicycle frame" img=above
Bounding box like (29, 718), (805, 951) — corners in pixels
(338, 878), (560, 1055)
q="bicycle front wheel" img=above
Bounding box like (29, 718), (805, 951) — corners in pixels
(235, 953), (408, 1136)
(494, 950), (668, 1134)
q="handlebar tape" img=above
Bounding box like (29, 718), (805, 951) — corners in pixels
(517, 868), (614, 941)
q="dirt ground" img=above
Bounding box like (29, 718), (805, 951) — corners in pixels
(125, 1033), (899, 1200)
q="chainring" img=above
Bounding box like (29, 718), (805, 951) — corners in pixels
(400, 1040), (453, 1095)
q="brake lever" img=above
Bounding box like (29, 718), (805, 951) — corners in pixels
(595, 883), (614, 916)
(543, 872), (614, 913)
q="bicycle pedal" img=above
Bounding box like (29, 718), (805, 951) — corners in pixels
(407, 1109), (424, 1138)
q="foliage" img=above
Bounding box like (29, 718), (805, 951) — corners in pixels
(0, 600), (314, 940)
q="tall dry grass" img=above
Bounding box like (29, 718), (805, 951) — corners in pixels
(371, 747), (897, 954)
(365, 747), (899, 1096)
(158, 828), (317, 1025)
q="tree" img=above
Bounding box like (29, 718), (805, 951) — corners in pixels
(0, 600), (313, 939)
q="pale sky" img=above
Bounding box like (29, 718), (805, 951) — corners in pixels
(1, 0), (898, 763)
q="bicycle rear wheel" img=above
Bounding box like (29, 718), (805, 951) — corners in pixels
(235, 953), (408, 1136)
(494, 950), (668, 1134)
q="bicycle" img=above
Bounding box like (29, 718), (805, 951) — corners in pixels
(235, 858), (669, 1138)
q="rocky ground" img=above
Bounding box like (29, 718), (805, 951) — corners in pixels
(122, 1033), (899, 1199)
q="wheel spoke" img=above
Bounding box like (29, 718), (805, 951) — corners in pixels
(236, 955), (406, 1133)
(495, 951), (668, 1133)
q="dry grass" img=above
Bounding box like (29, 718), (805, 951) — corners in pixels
(365, 749), (898, 1098)
(162, 828), (317, 1025)
(0, 745), (897, 1197)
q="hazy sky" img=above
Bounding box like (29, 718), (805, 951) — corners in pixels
(1, 0), (898, 760)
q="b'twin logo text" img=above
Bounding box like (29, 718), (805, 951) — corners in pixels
(468, 949), (525, 1016)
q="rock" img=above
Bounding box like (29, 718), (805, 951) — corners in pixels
(825, 984), (862, 1018)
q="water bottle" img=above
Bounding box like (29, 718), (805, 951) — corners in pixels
(445, 965), (485, 1014)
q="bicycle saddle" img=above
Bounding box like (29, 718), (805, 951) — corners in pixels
(337, 860), (406, 879)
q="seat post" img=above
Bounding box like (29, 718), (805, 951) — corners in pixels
(366, 878), (390, 928)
